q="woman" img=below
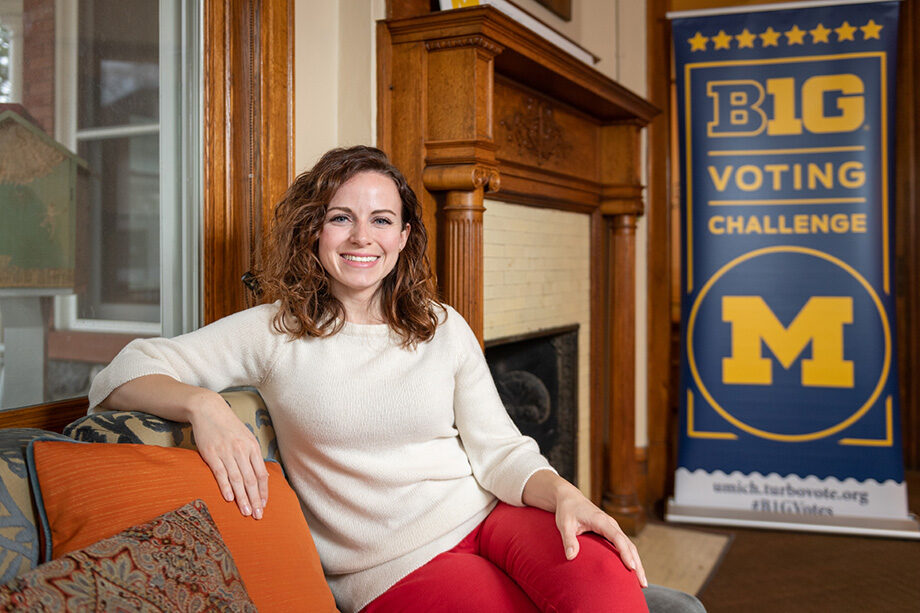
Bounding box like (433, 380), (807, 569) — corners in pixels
(89, 146), (651, 612)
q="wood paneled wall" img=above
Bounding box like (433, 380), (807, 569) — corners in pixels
(894, 0), (920, 469)
(645, 0), (676, 508)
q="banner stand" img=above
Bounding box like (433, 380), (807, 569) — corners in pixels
(666, 500), (920, 539)
(668, 0), (917, 538)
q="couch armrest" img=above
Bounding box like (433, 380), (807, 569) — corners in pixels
(63, 389), (278, 462)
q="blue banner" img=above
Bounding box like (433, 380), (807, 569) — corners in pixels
(669, 1), (916, 534)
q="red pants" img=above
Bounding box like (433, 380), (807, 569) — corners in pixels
(362, 502), (648, 612)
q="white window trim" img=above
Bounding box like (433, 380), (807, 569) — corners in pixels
(0, 0), (23, 103)
(52, 0), (200, 338)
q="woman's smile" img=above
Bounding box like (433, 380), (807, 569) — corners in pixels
(340, 253), (381, 265)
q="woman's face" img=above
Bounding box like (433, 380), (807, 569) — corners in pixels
(318, 171), (410, 309)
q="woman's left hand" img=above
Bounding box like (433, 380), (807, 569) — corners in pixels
(523, 469), (648, 587)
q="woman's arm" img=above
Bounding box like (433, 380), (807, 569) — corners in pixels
(101, 374), (269, 520)
(523, 469), (648, 587)
(444, 309), (645, 582)
(91, 306), (281, 519)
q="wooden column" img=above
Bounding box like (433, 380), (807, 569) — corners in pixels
(599, 121), (646, 535)
(423, 165), (499, 344)
(421, 35), (502, 344)
(602, 213), (645, 535)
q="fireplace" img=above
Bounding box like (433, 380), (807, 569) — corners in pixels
(381, 5), (654, 529)
(485, 325), (578, 484)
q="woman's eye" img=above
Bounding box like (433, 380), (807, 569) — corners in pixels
(373, 217), (393, 226)
(329, 214), (350, 223)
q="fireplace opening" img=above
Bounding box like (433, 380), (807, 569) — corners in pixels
(485, 325), (578, 484)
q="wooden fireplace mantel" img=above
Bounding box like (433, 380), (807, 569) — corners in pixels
(378, 6), (658, 533)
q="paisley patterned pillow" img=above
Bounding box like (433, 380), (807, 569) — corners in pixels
(0, 429), (73, 584)
(64, 388), (279, 461)
(0, 499), (256, 612)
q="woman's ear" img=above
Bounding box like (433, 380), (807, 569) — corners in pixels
(400, 223), (411, 251)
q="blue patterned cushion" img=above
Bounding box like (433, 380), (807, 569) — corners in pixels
(64, 389), (279, 462)
(0, 429), (72, 584)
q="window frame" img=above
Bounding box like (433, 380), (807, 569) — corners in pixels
(52, 0), (200, 337)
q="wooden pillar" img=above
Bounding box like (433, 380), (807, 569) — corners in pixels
(599, 121), (646, 535)
(423, 165), (499, 344)
(421, 35), (502, 344)
(601, 213), (645, 535)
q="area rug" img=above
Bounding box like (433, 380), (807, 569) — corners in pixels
(633, 522), (732, 595)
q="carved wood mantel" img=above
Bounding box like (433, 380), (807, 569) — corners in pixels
(378, 6), (658, 533)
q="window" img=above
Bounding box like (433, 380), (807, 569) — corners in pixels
(0, 0), (199, 410)
(54, 0), (200, 336)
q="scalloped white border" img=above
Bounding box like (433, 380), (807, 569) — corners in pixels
(674, 467), (910, 519)
(678, 468), (905, 487)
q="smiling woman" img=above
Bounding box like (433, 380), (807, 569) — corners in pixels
(88, 145), (656, 612)
(259, 145), (441, 348)
(317, 172), (410, 323)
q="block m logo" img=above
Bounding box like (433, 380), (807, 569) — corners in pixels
(722, 296), (854, 388)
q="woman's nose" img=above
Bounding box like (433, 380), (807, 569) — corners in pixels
(350, 220), (371, 244)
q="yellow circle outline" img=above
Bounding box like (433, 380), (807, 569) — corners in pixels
(687, 245), (891, 442)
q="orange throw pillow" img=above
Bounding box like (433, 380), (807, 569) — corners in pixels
(30, 440), (337, 613)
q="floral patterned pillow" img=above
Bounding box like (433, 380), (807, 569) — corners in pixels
(0, 499), (256, 612)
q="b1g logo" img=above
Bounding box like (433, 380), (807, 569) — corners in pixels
(687, 246), (891, 442)
(707, 74), (866, 137)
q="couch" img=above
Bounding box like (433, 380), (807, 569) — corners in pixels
(0, 389), (338, 611)
(0, 390), (704, 612)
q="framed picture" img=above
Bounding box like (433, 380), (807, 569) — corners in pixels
(437, 0), (592, 64)
(534, 0), (571, 21)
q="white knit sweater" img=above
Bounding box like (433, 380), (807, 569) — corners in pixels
(88, 303), (554, 612)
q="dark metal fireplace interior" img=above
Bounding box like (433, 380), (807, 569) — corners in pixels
(485, 325), (578, 484)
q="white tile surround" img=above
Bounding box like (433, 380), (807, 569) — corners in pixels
(482, 200), (592, 493)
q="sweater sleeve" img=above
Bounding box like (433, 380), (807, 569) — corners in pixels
(87, 304), (282, 413)
(448, 309), (556, 506)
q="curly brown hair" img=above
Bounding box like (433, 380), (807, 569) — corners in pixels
(259, 145), (443, 347)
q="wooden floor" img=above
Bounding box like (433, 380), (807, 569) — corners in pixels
(696, 471), (920, 613)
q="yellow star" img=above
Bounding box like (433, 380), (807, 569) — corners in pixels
(809, 23), (831, 43)
(835, 21), (857, 41)
(785, 24), (806, 45)
(861, 19), (883, 39)
(736, 28), (756, 49)
(688, 31), (709, 52)
(712, 30), (733, 50)
(760, 27), (781, 47)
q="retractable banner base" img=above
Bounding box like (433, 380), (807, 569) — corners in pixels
(667, 466), (920, 538)
(666, 500), (920, 540)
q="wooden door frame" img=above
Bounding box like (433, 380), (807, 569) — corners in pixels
(203, 0), (293, 324)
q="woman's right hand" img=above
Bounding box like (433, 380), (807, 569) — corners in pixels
(187, 390), (269, 519)
(101, 375), (269, 519)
